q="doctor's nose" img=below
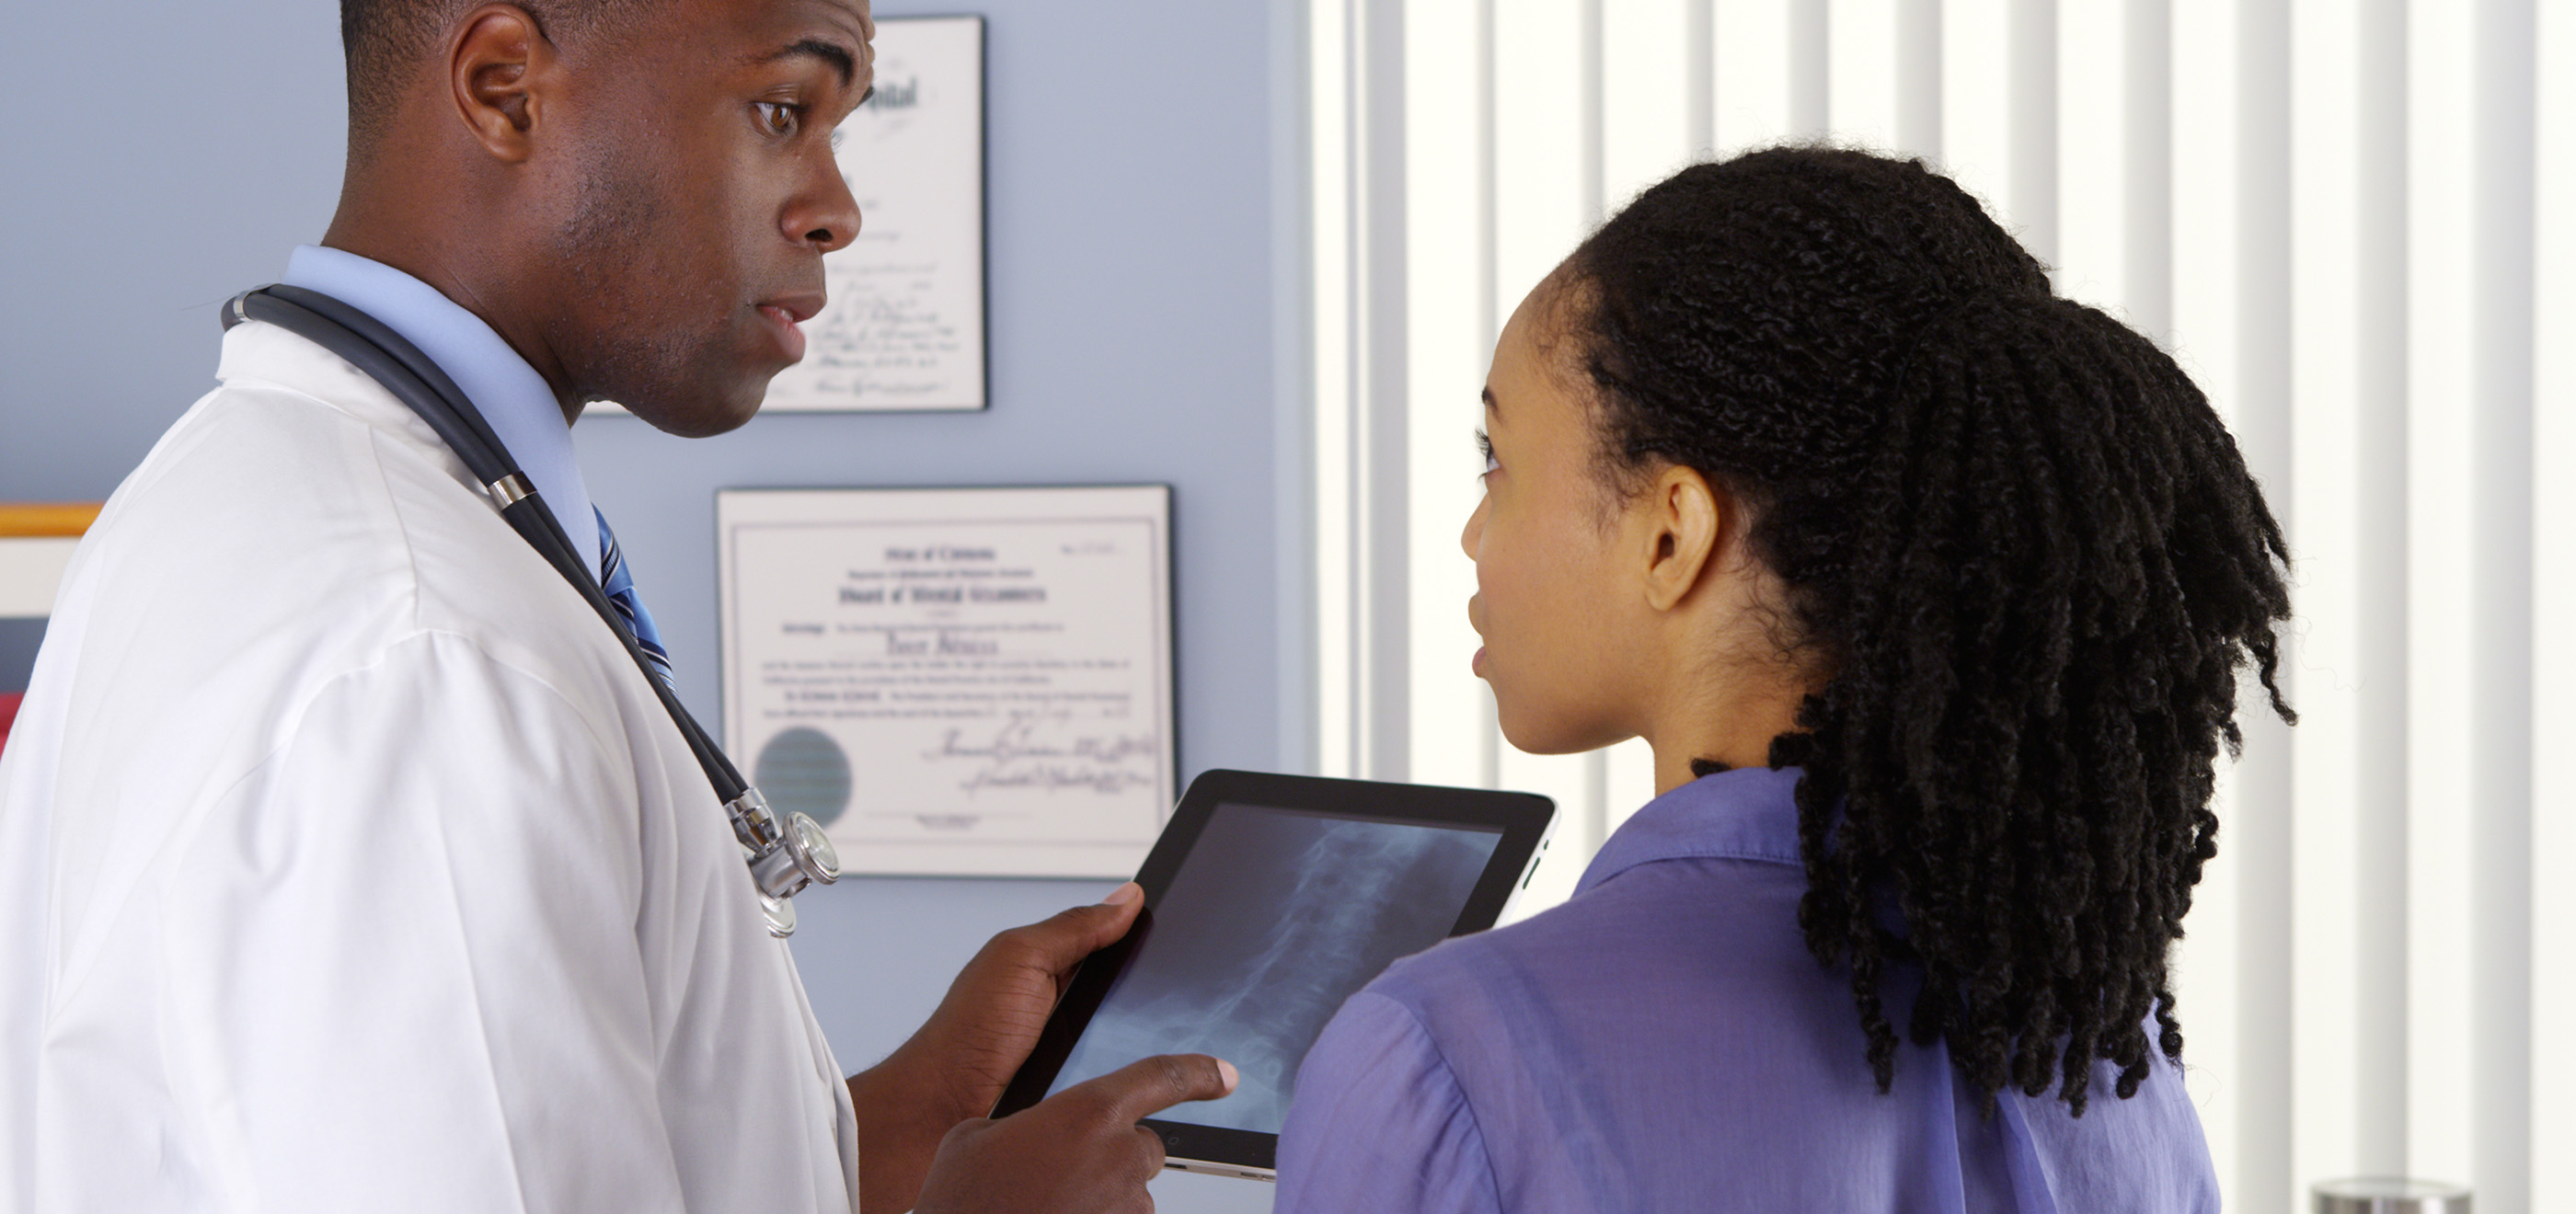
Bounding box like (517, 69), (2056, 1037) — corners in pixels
(787, 166), (862, 255)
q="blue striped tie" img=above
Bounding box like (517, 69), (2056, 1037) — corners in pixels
(595, 507), (675, 689)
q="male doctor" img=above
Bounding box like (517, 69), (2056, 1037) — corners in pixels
(0, 0), (1235, 1210)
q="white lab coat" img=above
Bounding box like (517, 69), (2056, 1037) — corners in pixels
(0, 321), (860, 1212)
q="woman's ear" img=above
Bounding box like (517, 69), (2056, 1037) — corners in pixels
(1639, 464), (1722, 613)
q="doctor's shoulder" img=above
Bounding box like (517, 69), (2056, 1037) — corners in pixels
(59, 336), (652, 766)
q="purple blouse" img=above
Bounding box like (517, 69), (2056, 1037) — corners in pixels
(1274, 765), (2218, 1214)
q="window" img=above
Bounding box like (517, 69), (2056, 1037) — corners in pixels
(1306, 2), (2575, 1209)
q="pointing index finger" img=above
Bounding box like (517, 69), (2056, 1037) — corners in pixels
(1066, 1054), (1238, 1124)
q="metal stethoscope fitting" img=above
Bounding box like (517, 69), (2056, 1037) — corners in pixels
(729, 788), (842, 937)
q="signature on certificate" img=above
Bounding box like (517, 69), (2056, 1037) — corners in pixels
(930, 713), (1162, 796)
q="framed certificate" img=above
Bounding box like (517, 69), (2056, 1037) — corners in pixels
(717, 486), (1176, 876)
(763, 14), (987, 412)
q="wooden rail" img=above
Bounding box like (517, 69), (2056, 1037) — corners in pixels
(0, 504), (103, 537)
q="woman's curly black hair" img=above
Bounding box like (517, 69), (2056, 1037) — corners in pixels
(1562, 146), (2294, 1114)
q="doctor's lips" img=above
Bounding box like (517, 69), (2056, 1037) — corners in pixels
(755, 290), (826, 362)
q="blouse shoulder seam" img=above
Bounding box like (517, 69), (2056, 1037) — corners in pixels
(1581, 844), (1802, 893)
(1354, 989), (1507, 1210)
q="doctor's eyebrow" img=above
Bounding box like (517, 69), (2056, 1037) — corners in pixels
(754, 37), (859, 86)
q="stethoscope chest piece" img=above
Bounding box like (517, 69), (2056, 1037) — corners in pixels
(730, 787), (841, 938)
(761, 894), (798, 939)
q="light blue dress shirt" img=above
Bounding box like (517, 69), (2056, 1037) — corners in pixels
(1275, 765), (2220, 1214)
(280, 246), (597, 559)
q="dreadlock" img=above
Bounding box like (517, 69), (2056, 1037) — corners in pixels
(1565, 146), (2294, 1114)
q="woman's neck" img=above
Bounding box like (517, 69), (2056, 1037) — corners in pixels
(1639, 611), (1824, 794)
(1645, 681), (1810, 793)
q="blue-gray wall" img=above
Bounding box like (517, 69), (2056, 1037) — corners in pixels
(0, 4), (1302, 1209)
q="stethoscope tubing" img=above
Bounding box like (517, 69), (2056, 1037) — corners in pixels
(224, 286), (754, 806)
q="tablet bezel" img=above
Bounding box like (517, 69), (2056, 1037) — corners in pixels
(989, 768), (1557, 1179)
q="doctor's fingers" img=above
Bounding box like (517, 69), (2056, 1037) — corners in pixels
(1060, 1053), (1240, 1127)
(911, 1115), (1157, 1214)
(987, 884), (1147, 985)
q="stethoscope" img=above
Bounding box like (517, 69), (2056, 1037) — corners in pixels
(224, 283), (840, 938)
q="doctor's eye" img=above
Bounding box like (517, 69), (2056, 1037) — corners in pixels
(754, 101), (804, 137)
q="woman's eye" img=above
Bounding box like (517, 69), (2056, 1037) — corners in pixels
(1475, 430), (1499, 477)
(754, 101), (801, 137)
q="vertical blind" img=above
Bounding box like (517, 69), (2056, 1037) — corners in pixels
(1307, 1), (2573, 1210)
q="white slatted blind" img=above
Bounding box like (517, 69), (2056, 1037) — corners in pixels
(1309, 2), (2572, 1209)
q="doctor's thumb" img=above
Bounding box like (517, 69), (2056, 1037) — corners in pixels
(1059, 882), (1148, 945)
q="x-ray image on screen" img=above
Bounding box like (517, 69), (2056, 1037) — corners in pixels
(1046, 804), (1502, 1133)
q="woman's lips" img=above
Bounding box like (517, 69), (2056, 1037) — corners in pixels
(1466, 594), (1486, 676)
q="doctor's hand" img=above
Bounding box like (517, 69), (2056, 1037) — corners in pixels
(909, 1053), (1239, 1214)
(846, 884), (1160, 1213)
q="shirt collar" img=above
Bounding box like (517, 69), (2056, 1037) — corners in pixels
(280, 245), (596, 566)
(1574, 764), (1810, 896)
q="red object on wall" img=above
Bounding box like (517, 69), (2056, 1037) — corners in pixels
(0, 692), (20, 755)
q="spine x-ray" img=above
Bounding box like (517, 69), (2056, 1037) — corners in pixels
(1046, 804), (1502, 1131)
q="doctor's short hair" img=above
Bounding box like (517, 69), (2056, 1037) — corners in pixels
(1560, 146), (2294, 1116)
(339, 0), (661, 154)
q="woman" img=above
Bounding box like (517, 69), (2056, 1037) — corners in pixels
(1273, 147), (2292, 1212)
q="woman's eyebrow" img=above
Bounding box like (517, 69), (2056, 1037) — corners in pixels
(1481, 386), (1500, 417)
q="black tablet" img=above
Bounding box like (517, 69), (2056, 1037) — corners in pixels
(991, 769), (1556, 1181)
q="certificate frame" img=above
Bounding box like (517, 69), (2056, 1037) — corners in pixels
(763, 13), (988, 413)
(716, 485), (1177, 877)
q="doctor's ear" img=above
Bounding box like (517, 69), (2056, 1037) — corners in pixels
(448, 4), (561, 162)
(1638, 464), (1724, 613)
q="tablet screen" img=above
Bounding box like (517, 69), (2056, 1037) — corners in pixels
(1041, 802), (1504, 1133)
